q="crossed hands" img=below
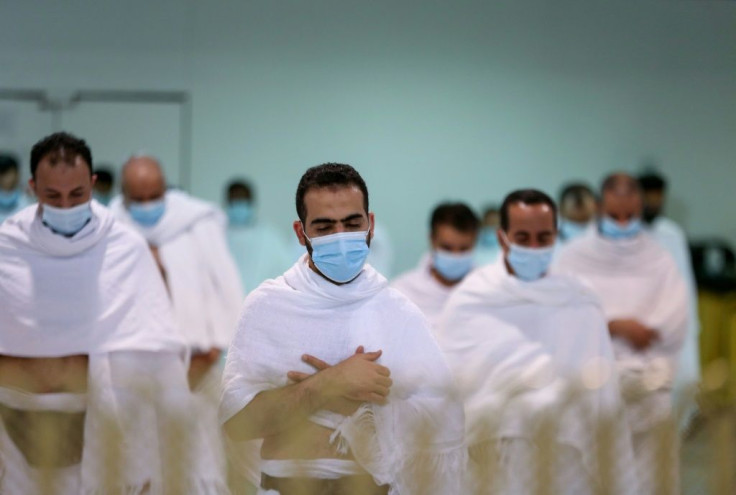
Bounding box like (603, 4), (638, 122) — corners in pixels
(287, 346), (393, 416)
(609, 319), (660, 350)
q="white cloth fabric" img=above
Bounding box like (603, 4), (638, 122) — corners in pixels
(260, 458), (366, 479)
(553, 230), (689, 433)
(648, 217), (700, 425)
(228, 222), (293, 292)
(0, 202), (226, 494)
(221, 255), (466, 494)
(391, 254), (454, 329)
(111, 190), (244, 351)
(437, 259), (638, 494)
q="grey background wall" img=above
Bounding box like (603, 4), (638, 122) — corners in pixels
(1, 0), (734, 273)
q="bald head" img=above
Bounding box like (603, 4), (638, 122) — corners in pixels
(122, 156), (166, 203)
(600, 172), (642, 224)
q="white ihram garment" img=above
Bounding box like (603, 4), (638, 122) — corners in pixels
(391, 254), (454, 329)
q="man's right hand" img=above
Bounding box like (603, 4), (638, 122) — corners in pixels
(288, 346), (393, 408)
(608, 319), (659, 350)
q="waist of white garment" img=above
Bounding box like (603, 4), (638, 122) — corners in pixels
(259, 409), (366, 479)
(0, 386), (87, 412)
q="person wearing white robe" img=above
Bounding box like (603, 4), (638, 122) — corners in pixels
(111, 155), (245, 490)
(437, 189), (638, 495)
(221, 163), (465, 495)
(554, 173), (689, 495)
(0, 154), (31, 223)
(392, 202), (480, 329)
(639, 171), (700, 429)
(225, 179), (293, 291)
(0, 132), (226, 494)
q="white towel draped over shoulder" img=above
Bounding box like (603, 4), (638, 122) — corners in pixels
(437, 259), (638, 494)
(110, 191), (244, 351)
(391, 254), (454, 330)
(0, 203), (226, 493)
(220, 255), (466, 494)
(553, 230), (689, 432)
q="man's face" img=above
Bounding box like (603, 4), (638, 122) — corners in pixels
(30, 154), (95, 209)
(93, 181), (113, 196)
(499, 202), (557, 253)
(483, 211), (500, 229)
(293, 185), (374, 244)
(0, 169), (19, 192)
(431, 224), (477, 254)
(601, 189), (642, 225)
(642, 189), (665, 223)
(122, 158), (166, 204)
(560, 195), (597, 224)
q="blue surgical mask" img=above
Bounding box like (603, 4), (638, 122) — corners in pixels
(93, 192), (112, 206)
(479, 227), (499, 248)
(129, 198), (166, 227)
(304, 227), (371, 284)
(0, 189), (20, 209)
(42, 201), (93, 237)
(227, 200), (254, 226)
(504, 235), (555, 282)
(559, 220), (589, 241)
(433, 249), (475, 281)
(599, 216), (642, 240)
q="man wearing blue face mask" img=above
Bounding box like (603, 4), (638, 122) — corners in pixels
(557, 182), (597, 244)
(392, 202), (480, 329)
(0, 132), (225, 493)
(0, 153), (31, 223)
(554, 173), (688, 495)
(474, 205), (502, 266)
(221, 163), (465, 495)
(225, 179), (293, 292)
(436, 189), (638, 495)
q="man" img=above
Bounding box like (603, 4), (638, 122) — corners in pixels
(0, 153), (31, 223)
(92, 166), (115, 205)
(557, 182), (597, 243)
(392, 202), (480, 329)
(437, 189), (637, 495)
(639, 171), (700, 428)
(221, 163), (465, 494)
(111, 155), (244, 385)
(226, 179), (293, 291)
(554, 173), (689, 495)
(475, 205), (501, 265)
(0, 132), (224, 493)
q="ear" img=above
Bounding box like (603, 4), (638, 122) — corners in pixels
(91, 174), (98, 187)
(28, 177), (36, 197)
(293, 220), (307, 246)
(368, 212), (375, 242)
(496, 228), (510, 255)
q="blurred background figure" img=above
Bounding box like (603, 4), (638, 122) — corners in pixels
(474, 205), (501, 266)
(0, 153), (30, 223)
(225, 178), (292, 291)
(554, 173), (688, 495)
(558, 182), (597, 243)
(366, 221), (395, 277)
(91, 165), (115, 205)
(392, 202), (480, 329)
(638, 169), (701, 429)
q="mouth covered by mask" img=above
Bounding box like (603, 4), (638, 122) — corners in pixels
(128, 198), (166, 227)
(559, 220), (590, 241)
(42, 201), (93, 237)
(227, 200), (255, 226)
(502, 232), (555, 282)
(0, 189), (20, 209)
(432, 249), (475, 281)
(599, 216), (642, 240)
(303, 226), (371, 284)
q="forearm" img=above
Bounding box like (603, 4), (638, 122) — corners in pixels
(224, 375), (328, 441)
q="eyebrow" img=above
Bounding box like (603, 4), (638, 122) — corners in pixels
(310, 213), (365, 226)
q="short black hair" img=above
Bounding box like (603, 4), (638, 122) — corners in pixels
(227, 179), (254, 201)
(601, 172), (641, 196)
(559, 182), (596, 208)
(295, 163), (368, 222)
(94, 167), (114, 185)
(30, 132), (93, 178)
(0, 153), (19, 175)
(500, 189), (557, 231)
(638, 172), (667, 192)
(430, 202), (480, 235)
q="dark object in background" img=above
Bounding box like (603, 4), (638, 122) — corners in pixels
(690, 239), (736, 292)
